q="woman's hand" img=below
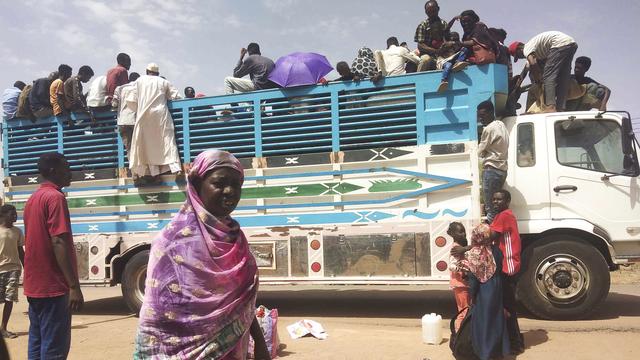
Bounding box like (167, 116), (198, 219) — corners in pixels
(451, 245), (471, 257)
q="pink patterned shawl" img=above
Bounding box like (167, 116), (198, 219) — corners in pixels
(135, 150), (258, 359)
(465, 223), (497, 283)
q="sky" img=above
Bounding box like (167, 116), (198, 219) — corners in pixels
(1, 0), (639, 133)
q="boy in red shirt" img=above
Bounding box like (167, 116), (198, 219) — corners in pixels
(490, 189), (524, 354)
(23, 153), (84, 359)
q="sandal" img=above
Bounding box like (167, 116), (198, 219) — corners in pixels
(1, 330), (17, 338)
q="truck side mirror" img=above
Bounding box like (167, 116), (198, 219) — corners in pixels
(621, 117), (634, 155)
(621, 117), (640, 176)
(623, 154), (640, 177)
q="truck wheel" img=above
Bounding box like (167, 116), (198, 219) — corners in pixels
(517, 236), (610, 320)
(121, 250), (149, 314)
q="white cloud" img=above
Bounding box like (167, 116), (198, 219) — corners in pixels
(73, 0), (117, 20)
(262, 0), (301, 13)
(224, 15), (243, 29)
(64, 0), (204, 80)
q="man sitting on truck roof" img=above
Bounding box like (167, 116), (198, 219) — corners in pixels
(566, 56), (611, 111)
(29, 71), (58, 118)
(477, 100), (508, 224)
(106, 53), (131, 103)
(334, 61), (360, 82)
(86, 75), (110, 112)
(184, 86), (205, 99)
(222, 42), (276, 115)
(2, 81), (26, 120)
(63, 65), (94, 114)
(50, 64), (73, 120)
(224, 43), (275, 94)
(414, 0), (450, 72)
(373, 36), (410, 79)
(509, 31), (578, 112)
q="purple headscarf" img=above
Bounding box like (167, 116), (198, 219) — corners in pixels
(135, 150), (258, 359)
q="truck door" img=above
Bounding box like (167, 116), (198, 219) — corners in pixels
(547, 116), (640, 244)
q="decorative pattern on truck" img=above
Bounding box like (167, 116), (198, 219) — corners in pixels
(9, 167), (470, 224)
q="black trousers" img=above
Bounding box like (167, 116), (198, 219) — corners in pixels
(502, 273), (524, 350)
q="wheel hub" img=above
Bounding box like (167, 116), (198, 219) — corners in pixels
(535, 255), (588, 303)
(552, 270), (573, 288)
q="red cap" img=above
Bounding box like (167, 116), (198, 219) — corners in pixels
(508, 41), (523, 60)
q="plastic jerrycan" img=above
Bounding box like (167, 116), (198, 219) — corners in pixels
(421, 313), (443, 344)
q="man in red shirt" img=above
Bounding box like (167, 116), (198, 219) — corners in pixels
(23, 153), (83, 359)
(490, 189), (524, 354)
(106, 53), (131, 103)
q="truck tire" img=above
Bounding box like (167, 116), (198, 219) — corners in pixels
(517, 236), (610, 320)
(121, 250), (149, 314)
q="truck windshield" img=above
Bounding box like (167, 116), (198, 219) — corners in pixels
(555, 119), (624, 174)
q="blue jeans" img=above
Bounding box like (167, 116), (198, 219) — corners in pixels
(28, 295), (71, 360)
(441, 47), (469, 82)
(483, 167), (507, 223)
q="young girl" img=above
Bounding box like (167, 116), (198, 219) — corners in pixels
(436, 32), (470, 93)
(447, 222), (470, 332)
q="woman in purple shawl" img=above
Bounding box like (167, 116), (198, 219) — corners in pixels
(134, 150), (270, 359)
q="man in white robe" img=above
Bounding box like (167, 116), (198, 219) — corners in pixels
(128, 63), (182, 181)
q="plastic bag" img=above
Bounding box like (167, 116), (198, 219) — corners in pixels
(248, 305), (280, 359)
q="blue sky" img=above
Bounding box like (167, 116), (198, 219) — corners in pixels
(1, 0), (639, 132)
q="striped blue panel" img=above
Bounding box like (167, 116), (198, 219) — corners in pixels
(338, 84), (417, 150)
(5, 64), (507, 176)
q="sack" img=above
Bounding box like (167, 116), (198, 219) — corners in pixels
(471, 44), (496, 65)
(449, 306), (479, 360)
(248, 305), (280, 359)
(16, 84), (34, 119)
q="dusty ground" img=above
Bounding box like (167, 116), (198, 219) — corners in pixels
(611, 263), (640, 284)
(4, 269), (640, 359)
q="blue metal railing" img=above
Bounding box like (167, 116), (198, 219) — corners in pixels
(2, 64), (507, 176)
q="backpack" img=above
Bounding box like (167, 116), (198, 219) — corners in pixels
(449, 306), (479, 360)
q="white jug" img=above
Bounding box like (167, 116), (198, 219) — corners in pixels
(421, 313), (443, 345)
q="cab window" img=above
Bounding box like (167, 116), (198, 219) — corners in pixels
(555, 119), (624, 174)
(517, 123), (535, 167)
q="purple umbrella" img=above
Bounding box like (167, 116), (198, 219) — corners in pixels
(268, 52), (333, 88)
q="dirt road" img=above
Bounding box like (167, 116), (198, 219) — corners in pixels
(5, 284), (640, 359)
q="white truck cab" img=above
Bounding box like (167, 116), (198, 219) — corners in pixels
(503, 111), (640, 319)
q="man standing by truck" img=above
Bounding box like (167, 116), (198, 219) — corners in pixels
(477, 100), (508, 223)
(23, 153), (83, 359)
(490, 189), (524, 354)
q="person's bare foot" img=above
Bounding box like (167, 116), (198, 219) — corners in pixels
(542, 105), (557, 113)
